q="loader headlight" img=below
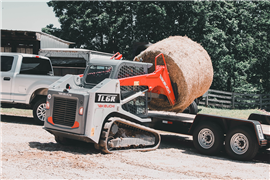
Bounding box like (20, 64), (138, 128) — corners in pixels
(79, 107), (84, 115)
(46, 101), (50, 110)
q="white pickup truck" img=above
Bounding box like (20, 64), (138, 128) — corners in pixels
(1, 52), (61, 124)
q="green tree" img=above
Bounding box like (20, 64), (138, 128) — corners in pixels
(43, 1), (136, 55)
(197, 1), (269, 93)
(44, 1), (210, 57)
(43, 1), (270, 94)
(243, 1), (270, 94)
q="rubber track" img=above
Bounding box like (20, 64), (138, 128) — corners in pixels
(99, 117), (161, 154)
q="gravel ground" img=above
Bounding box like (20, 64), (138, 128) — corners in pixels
(1, 114), (270, 179)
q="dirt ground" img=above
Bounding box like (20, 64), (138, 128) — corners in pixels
(1, 114), (269, 179)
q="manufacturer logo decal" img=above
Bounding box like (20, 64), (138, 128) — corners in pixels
(95, 93), (120, 103)
(58, 92), (72, 96)
(160, 75), (171, 94)
(98, 104), (115, 108)
(134, 81), (140, 86)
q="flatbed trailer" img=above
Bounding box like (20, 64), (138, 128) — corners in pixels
(147, 111), (270, 161)
(43, 52), (269, 161)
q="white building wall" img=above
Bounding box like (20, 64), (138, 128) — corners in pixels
(36, 33), (72, 49)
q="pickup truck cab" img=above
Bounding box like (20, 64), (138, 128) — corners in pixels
(1, 52), (61, 124)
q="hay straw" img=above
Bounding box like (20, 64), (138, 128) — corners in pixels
(134, 36), (213, 112)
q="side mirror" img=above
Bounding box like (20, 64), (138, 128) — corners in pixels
(47, 71), (54, 76)
(73, 75), (82, 86)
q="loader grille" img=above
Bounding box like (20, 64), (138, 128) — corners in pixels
(52, 97), (77, 127)
(120, 86), (148, 116)
(117, 65), (145, 79)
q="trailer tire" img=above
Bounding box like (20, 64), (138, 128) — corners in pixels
(33, 98), (46, 125)
(193, 122), (224, 155)
(225, 127), (259, 161)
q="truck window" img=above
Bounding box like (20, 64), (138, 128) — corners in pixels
(20, 57), (52, 75)
(85, 65), (112, 85)
(1, 56), (14, 72)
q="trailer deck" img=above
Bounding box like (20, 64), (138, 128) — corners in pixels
(261, 124), (270, 145)
(148, 111), (270, 142)
(262, 124), (270, 135)
(148, 111), (195, 135)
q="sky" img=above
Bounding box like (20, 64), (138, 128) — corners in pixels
(1, 0), (61, 32)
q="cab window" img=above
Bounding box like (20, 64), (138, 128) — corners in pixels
(1, 56), (14, 72)
(85, 65), (112, 85)
(20, 57), (52, 75)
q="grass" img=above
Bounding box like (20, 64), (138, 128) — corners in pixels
(0, 108), (33, 117)
(0, 106), (268, 120)
(198, 105), (265, 119)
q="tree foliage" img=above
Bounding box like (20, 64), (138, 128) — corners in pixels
(43, 1), (270, 94)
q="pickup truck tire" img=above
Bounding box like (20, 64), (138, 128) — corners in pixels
(33, 98), (46, 125)
(225, 127), (259, 161)
(193, 122), (224, 155)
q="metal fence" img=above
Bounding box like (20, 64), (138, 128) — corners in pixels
(199, 89), (270, 110)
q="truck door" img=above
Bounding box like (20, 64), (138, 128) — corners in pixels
(12, 56), (53, 102)
(0, 55), (15, 101)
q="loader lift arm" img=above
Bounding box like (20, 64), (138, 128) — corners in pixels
(119, 53), (176, 105)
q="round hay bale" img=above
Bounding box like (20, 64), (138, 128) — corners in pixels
(134, 36), (213, 113)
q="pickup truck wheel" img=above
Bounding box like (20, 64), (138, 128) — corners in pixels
(225, 127), (259, 161)
(33, 98), (46, 125)
(193, 122), (224, 155)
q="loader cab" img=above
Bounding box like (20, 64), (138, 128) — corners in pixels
(82, 58), (152, 89)
(82, 58), (116, 89)
(83, 65), (113, 88)
(82, 58), (153, 117)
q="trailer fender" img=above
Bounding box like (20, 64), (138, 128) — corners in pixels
(248, 113), (270, 125)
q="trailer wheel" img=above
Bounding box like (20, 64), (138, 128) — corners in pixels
(225, 127), (259, 161)
(193, 122), (224, 155)
(33, 98), (46, 125)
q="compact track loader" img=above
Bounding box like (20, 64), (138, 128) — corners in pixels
(44, 53), (174, 153)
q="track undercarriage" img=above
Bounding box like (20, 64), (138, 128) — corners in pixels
(97, 117), (161, 153)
